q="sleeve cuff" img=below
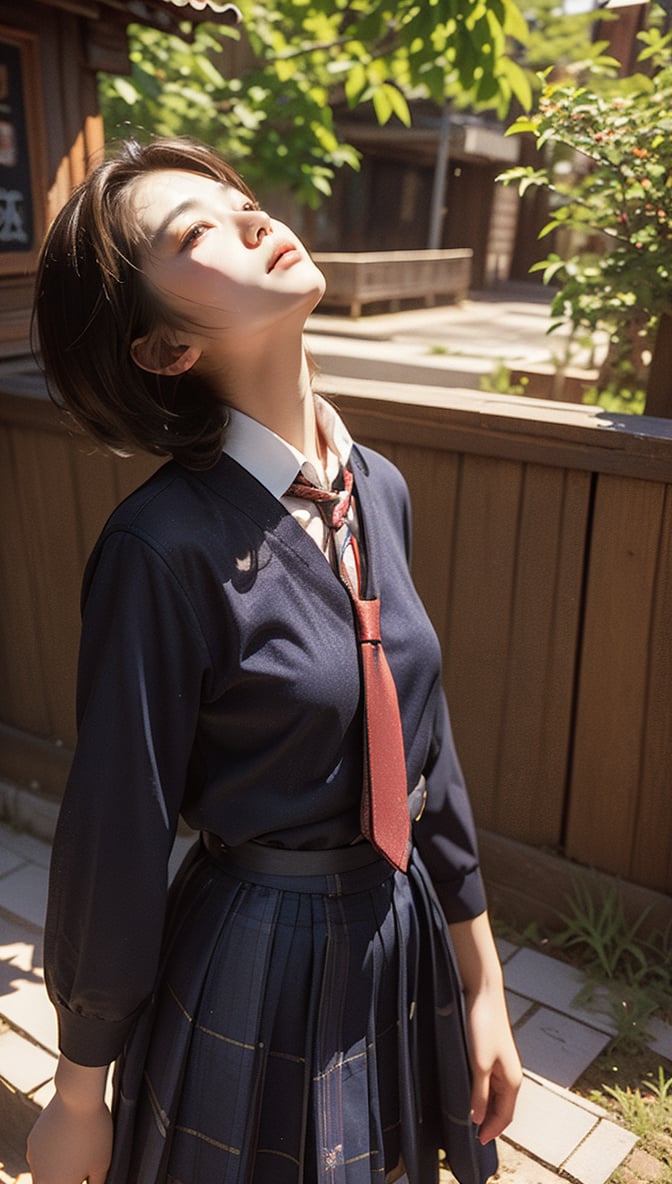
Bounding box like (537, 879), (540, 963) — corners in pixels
(431, 866), (487, 925)
(55, 1001), (144, 1067)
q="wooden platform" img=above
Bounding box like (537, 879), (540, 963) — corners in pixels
(314, 249), (473, 317)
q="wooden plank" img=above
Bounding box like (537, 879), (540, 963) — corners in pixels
(68, 440), (143, 559)
(3, 377), (672, 482)
(494, 465), (590, 845)
(442, 454), (524, 829)
(566, 475), (669, 892)
(365, 439), (461, 645)
(478, 829), (672, 939)
(0, 424), (45, 735)
(10, 425), (82, 746)
(631, 485), (672, 890)
(330, 381), (672, 484)
(0, 722), (72, 801)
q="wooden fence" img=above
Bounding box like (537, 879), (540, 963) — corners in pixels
(1, 373), (671, 898)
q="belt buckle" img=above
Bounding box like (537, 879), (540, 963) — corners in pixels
(408, 775), (428, 823)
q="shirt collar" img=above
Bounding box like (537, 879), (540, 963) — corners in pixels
(222, 394), (353, 500)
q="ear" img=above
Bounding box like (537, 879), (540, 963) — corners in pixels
(131, 332), (202, 377)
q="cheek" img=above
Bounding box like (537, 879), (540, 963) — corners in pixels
(155, 257), (259, 317)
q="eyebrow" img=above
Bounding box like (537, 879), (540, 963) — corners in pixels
(151, 199), (202, 247)
(149, 182), (241, 247)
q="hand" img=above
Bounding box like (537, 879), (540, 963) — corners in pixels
(26, 1092), (113, 1184)
(463, 983), (522, 1145)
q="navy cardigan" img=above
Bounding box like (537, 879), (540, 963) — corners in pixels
(44, 443), (486, 1066)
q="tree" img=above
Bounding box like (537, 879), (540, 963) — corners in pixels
(521, 0), (616, 81)
(504, 0), (622, 282)
(501, 14), (672, 415)
(99, 0), (531, 207)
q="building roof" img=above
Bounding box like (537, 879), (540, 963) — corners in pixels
(129, 0), (241, 22)
(41, 0), (241, 29)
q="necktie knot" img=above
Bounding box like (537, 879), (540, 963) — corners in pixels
(285, 466), (354, 530)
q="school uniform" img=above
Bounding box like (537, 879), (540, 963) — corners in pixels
(44, 399), (498, 1184)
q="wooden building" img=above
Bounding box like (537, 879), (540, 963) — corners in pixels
(0, 0), (239, 359)
(316, 106), (522, 291)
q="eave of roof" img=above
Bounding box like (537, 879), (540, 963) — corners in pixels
(38, 0), (241, 28)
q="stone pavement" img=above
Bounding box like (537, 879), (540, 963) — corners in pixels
(305, 284), (607, 392)
(1, 814), (669, 1183)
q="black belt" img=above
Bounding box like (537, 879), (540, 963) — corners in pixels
(202, 832), (384, 875)
(201, 777), (427, 877)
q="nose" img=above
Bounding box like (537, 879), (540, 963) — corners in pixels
(243, 208), (272, 247)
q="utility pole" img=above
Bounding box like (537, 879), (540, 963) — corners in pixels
(427, 103), (451, 249)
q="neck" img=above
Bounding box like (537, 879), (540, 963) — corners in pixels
(199, 326), (322, 467)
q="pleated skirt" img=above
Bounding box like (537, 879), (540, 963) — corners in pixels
(105, 838), (498, 1184)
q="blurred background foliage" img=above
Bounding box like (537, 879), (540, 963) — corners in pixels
(99, 0), (532, 206)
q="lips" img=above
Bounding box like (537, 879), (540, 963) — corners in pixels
(268, 241), (301, 272)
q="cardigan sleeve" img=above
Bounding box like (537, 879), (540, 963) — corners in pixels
(414, 690), (488, 924)
(44, 528), (210, 1067)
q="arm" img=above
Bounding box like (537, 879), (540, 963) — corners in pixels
(449, 912), (522, 1145)
(26, 1056), (112, 1184)
(29, 530), (209, 1179)
(414, 693), (522, 1142)
(44, 529), (209, 1064)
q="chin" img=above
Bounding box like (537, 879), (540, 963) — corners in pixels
(309, 269), (327, 310)
(290, 265), (326, 319)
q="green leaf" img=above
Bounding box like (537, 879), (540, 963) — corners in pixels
(498, 56), (532, 112)
(312, 173), (333, 196)
(372, 84), (393, 125)
(112, 77), (141, 106)
(505, 116), (537, 137)
(385, 84), (412, 127)
(538, 219), (562, 239)
(502, 0), (529, 46)
(197, 55), (227, 89)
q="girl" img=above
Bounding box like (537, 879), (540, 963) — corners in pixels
(27, 137), (521, 1184)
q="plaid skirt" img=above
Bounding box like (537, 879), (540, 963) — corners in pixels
(105, 837), (497, 1184)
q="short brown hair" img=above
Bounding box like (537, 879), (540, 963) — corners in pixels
(33, 138), (257, 470)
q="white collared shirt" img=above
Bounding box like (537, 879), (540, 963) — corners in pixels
(222, 395), (362, 580)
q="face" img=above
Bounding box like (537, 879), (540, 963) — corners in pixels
(130, 169), (326, 344)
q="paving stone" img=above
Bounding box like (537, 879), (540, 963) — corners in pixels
(0, 981), (57, 1059)
(0, 827), (50, 872)
(0, 1029), (56, 1094)
(30, 1078), (56, 1109)
(646, 1016), (672, 1062)
(505, 990), (535, 1026)
(523, 1069), (608, 1118)
(0, 916), (43, 974)
(0, 919), (55, 1056)
(0, 864), (49, 929)
(504, 1074), (598, 1168)
(503, 947), (616, 1035)
(0, 850), (24, 881)
(496, 1139), (565, 1182)
(513, 1008), (610, 1088)
(562, 1119), (637, 1184)
(495, 937), (519, 964)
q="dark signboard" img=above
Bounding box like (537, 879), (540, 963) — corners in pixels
(0, 39), (33, 253)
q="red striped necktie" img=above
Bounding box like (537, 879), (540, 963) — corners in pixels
(286, 466), (411, 872)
